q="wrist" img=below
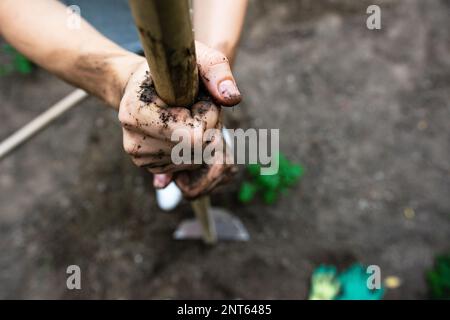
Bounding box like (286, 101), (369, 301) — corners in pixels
(106, 53), (146, 109)
(59, 50), (145, 110)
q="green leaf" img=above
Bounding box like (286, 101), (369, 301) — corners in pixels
(238, 182), (257, 203)
(247, 163), (261, 177)
(263, 189), (278, 204)
(427, 255), (450, 299)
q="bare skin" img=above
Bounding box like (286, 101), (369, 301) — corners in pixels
(0, 0), (247, 198)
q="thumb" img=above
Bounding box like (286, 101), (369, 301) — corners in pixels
(196, 41), (241, 107)
(153, 173), (173, 189)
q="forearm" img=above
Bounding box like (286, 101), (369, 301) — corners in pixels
(193, 0), (248, 64)
(0, 0), (143, 109)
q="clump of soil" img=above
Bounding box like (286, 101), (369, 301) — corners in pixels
(159, 110), (177, 128)
(138, 71), (156, 103)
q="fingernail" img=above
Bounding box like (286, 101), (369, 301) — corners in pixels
(218, 80), (241, 101)
(154, 175), (167, 189)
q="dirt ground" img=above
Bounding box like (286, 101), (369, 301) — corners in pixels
(0, 0), (449, 299)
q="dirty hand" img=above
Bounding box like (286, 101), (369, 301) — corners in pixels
(118, 41), (241, 198)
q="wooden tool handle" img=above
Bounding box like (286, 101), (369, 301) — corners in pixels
(129, 0), (198, 107)
(129, 0), (217, 244)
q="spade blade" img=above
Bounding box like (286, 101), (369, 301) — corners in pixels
(174, 207), (250, 242)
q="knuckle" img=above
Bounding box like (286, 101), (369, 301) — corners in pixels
(131, 156), (146, 167)
(198, 47), (229, 69)
(206, 51), (229, 67)
(123, 138), (137, 155)
(118, 108), (126, 123)
(118, 104), (133, 124)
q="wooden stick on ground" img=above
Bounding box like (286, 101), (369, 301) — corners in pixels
(0, 89), (88, 160)
(129, 0), (217, 244)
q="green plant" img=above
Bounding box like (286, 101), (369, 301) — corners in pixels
(238, 153), (304, 204)
(427, 254), (450, 299)
(0, 44), (33, 76)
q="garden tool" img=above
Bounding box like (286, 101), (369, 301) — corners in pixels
(128, 0), (249, 244)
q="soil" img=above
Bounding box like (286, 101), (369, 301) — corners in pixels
(0, 0), (449, 299)
(138, 72), (156, 104)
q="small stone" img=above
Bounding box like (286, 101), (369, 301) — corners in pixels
(286, 74), (296, 84)
(96, 182), (107, 193)
(358, 199), (369, 210)
(403, 207), (415, 219)
(374, 171), (385, 181)
(134, 253), (143, 264)
(417, 120), (428, 131)
(384, 276), (401, 289)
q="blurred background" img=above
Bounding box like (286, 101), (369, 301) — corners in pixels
(0, 0), (449, 299)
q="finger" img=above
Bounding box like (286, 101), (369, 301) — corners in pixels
(175, 163), (236, 199)
(147, 163), (201, 174)
(122, 128), (172, 157)
(191, 101), (221, 130)
(119, 100), (163, 140)
(131, 154), (171, 168)
(153, 173), (173, 189)
(134, 105), (202, 144)
(196, 41), (241, 107)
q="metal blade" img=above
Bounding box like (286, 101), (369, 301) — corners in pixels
(174, 207), (250, 242)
